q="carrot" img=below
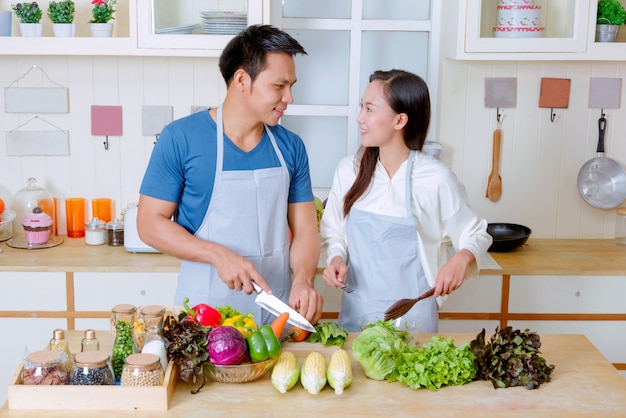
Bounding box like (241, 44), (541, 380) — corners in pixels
(270, 312), (289, 338)
(290, 326), (310, 342)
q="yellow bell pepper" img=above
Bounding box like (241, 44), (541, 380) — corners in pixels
(222, 313), (257, 338)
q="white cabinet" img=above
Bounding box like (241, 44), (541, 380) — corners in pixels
(136, 0), (267, 55)
(445, 0), (626, 60)
(0, 0), (269, 57)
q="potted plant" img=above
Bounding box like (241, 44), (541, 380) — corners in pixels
(47, 0), (75, 37)
(89, 0), (116, 37)
(596, 0), (626, 42)
(11, 2), (42, 37)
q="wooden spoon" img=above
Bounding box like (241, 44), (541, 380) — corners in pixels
(383, 287), (435, 321)
(486, 128), (502, 202)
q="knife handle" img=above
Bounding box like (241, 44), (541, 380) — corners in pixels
(251, 281), (262, 294)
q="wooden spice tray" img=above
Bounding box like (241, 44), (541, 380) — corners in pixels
(7, 360), (178, 410)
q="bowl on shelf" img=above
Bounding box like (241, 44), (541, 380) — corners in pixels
(204, 358), (277, 384)
(358, 312), (421, 342)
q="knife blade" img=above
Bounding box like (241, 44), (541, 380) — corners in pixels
(251, 282), (316, 333)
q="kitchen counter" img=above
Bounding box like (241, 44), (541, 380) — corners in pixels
(2, 331), (626, 417)
(2, 237), (626, 276)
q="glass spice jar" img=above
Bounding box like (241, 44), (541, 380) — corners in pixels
(22, 350), (69, 385)
(71, 351), (114, 385)
(85, 217), (106, 245)
(105, 218), (124, 246)
(111, 304), (138, 381)
(81, 329), (100, 352)
(120, 353), (164, 387)
(140, 305), (168, 372)
(49, 328), (74, 372)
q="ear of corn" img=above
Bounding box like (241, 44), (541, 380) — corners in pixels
(300, 351), (327, 395)
(326, 348), (353, 395)
(271, 351), (300, 394)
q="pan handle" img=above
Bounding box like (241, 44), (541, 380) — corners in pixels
(597, 116), (606, 154)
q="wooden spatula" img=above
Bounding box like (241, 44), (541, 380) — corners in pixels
(486, 128), (502, 202)
(383, 287), (435, 321)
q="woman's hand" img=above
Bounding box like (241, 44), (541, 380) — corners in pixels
(322, 256), (349, 288)
(434, 249), (475, 297)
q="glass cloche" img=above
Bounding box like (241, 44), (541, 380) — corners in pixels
(7, 177), (63, 249)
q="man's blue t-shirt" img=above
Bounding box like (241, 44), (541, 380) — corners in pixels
(139, 110), (314, 234)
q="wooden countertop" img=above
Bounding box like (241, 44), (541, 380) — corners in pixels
(0, 236), (181, 273)
(2, 331), (626, 417)
(2, 237), (626, 276)
(485, 239), (626, 276)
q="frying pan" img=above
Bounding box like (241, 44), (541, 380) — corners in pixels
(577, 116), (626, 209)
(487, 223), (532, 252)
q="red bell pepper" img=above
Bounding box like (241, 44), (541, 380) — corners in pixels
(182, 297), (222, 327)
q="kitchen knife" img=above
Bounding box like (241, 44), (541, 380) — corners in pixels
(251, 282), (316, 333)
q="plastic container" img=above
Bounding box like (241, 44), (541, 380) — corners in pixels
(111, 304), (138, 380)
(85, 218), (106, 245)
(22, 350), (69, 385)
(120, 353), (164, 386)
(106, 218), (124, 246)
(615, 207), (626, 246)
(72, 351), (114, 385)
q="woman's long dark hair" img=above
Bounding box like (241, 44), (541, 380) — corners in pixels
(343, 69), (431, 217)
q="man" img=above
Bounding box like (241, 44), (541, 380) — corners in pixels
(137, 25), (323, 326)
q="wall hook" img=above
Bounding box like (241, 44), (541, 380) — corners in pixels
(496, 108), (502, 123)
(601, 108), (606, 119)
(154, 133), (159, 145)
(550, 108), (556, 122)
(103, 136), (109, 150)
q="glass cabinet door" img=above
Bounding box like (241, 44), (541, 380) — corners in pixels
(464, 0), (589, 54)
(137, 0), (265, 54)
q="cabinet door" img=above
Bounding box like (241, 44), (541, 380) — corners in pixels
(137, 0), (267, 55)
(452, 0), (590, 59)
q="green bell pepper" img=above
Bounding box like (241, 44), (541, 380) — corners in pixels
(260, 325), (282, 359)
(246, 325), (282, 362)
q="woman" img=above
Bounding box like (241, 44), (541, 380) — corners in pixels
(320, 69), (492, 332)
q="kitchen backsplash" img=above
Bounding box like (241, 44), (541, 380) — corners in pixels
(1, 55), (625, 239)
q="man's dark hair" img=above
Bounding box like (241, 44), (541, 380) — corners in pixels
(219, 24), (307, 87)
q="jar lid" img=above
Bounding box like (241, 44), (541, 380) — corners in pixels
(27, 350), (63, 365)
(84, 329), (97, 340)
(105, 219), (124, 230)
(85, 217), (105, 229)
(124, 353), (160, 371)
(74, 351), (110, 368)
(141, 305), (165, 317)
(52, 329), (65, 341)
(112, 303), (137, 314)
(617, 207), (626, 216)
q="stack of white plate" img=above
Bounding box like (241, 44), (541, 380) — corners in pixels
(200, 11), (247, 35)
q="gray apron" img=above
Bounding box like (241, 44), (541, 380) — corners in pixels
(338, 151), (438, 332)
(174, 106), (291, 326)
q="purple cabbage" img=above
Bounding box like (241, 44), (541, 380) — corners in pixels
(208, 326), (247, 365)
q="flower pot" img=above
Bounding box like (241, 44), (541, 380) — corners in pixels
(596, 24), (620, 42)
(19, 23), (43, 37)
(52, 23), (76, 37)
(90, 22), (113, 37)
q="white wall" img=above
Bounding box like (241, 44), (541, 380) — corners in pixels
(438, 59), (626, 239)
(0, 55), (224, 233)
(1, 55), (626, 239)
